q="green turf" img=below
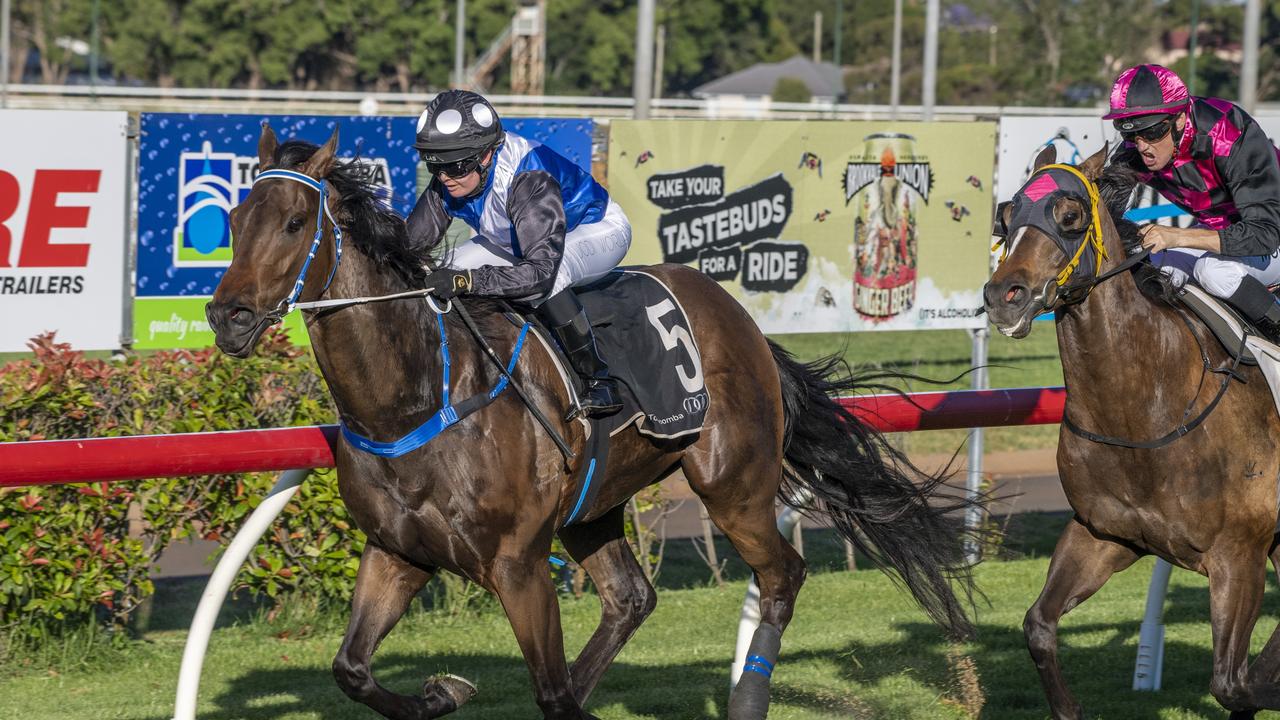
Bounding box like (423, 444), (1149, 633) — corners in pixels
(6, 538), (1280, 720)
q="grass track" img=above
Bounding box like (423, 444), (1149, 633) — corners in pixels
(5, 548), (1279, 720)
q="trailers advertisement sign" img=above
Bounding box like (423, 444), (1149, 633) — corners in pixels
(0, 110), (128, 352)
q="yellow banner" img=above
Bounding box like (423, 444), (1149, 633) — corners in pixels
(607, 120), (996, 333)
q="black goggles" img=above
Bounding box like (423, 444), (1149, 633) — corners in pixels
(1118, 117), (1173, 144)
(421, 153), (483, 179)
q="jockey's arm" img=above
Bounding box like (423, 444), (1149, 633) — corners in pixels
(1215, 119), (1280, 257)
(406, 182), (451, 254)
(469, 170), (566, 302)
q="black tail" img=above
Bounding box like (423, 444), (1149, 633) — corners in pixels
(770, 340), (986, 639)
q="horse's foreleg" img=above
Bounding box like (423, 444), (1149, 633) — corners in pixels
(492, 556), (595, 719)
(1026, 517), (1139, 720)
(333, 544), (474, 720)
(1203, 547), (1267, 717)
(558, 505), (657, 705)
(1233, 543), (1280, 713)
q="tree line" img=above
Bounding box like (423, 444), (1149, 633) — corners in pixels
(6, 0), (1278, 105)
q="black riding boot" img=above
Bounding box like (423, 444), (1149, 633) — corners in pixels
(537, 289), (623, 419)
(1227, 275), (1280, 342)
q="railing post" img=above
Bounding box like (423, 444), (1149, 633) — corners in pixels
(1132, 559), (1173, 691)
(172, 469), (309, 720)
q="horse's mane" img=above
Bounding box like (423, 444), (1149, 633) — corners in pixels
(274, 140), (439, 285)
(1095, 159), (1179, 304)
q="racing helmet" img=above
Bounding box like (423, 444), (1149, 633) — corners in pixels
(413, 90), (505, 165)
(1103, 64), (1190, 133)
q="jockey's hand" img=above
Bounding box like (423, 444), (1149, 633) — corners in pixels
(424, 268), (473, 299)
(1138, 224), (1177, 253)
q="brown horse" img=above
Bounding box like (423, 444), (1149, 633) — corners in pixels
(984, 145), (1280, 719)
(207, 125), (982, 720)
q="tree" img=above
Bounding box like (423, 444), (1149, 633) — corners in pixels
(14, 0), (94, 85)
(772, 76), (812, 103)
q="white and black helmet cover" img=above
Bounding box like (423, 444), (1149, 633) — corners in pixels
(414, 90), (505, 164)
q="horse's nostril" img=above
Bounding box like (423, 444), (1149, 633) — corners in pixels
(1005, 286), (1027, 305)
(229, 307), (255, 327)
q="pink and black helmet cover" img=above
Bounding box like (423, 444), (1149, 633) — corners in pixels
(1105, 65), (1189, 133)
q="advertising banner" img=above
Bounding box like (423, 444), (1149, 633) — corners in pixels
(0, 110), (128, 352)
(135, 114), (594, 349)
(607, 120), (996, 333)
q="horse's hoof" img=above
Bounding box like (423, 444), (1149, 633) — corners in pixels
(422, 673), (477, 712)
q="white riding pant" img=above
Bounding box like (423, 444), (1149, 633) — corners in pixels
(1152, 247), (1280, 297)
(446, 200), (632, 303)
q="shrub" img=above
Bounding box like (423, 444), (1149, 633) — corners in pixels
(0, 331), (353, 642)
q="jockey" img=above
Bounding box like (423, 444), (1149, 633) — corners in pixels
(1106, 64), (1280, 336)
(407, 90), (631, 418)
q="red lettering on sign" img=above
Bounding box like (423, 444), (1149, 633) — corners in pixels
(17, 169), (101, 268)
(0, 170), (18, 268)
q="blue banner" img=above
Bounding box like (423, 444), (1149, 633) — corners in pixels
(134, 112), (593, 348)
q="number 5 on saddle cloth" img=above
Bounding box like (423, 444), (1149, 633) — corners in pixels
(523, 269), (709, 526)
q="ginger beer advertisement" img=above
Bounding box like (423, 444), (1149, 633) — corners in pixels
(607, 120), (996, 333)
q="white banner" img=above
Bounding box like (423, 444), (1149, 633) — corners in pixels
(0, 110), (128, 352)
(997, 116), (1108, 203)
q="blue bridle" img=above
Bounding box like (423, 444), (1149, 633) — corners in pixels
(251, 168), (345, 318)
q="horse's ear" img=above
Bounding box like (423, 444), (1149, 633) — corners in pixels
(303, 127), (340, 179)
(258, 123), (278, 170)
(1079, 142), (1109, 181)
(1032, 144), (1057, 172)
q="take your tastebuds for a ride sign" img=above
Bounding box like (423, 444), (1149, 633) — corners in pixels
(607, 120), (997, 333)
(133, 113), (594, 350)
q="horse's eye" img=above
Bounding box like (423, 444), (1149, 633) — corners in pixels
(1061, 210), (1080, 226)
(286, 216), (304, 234)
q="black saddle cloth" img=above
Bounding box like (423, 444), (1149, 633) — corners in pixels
(537, 269), (709, 440)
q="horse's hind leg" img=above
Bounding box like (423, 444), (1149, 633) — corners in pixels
(1025, 518), (1139, 720)
(333, 544), (475, 720)
(1231, 542), (1280, 717)
(558, 505), (658, 705)
(680, 447), (806, 720)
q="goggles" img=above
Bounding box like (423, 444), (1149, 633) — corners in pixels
(421, 152), (483, 179)
(1117, 117), (1173, 144)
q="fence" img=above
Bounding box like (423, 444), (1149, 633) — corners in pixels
(3, 385), (1184, 717)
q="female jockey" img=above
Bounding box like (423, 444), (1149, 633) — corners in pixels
(407, 90), (631, 418)
(1106, 64), (1280, 336)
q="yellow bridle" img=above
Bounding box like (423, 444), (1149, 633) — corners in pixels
(992, 163), (1107, 287)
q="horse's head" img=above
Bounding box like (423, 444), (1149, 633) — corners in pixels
(983, 144), (1110, 338)
(206, 124), (341, 357)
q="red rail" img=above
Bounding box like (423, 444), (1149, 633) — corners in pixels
(0, 387), (1066, 488)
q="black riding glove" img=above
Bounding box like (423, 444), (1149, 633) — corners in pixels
(424, 269), (473, 299)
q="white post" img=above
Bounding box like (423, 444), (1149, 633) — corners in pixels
(119, 113), (138, 350)
(454, 0), (466, 88)
(172, 469), (309, 720)
(730, 492), (808, 689)
(921, 0), (940, 121)
(632, 0), (655, 120)
(1240, 0), (1261, 114)
(1, 0), (10, 108)
(1132, 558), (1173, 691)
(965, 327), (989, 564)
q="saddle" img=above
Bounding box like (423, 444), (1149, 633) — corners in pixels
(501, 269), (709, 525)
(1176, 283), (1280, 416)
